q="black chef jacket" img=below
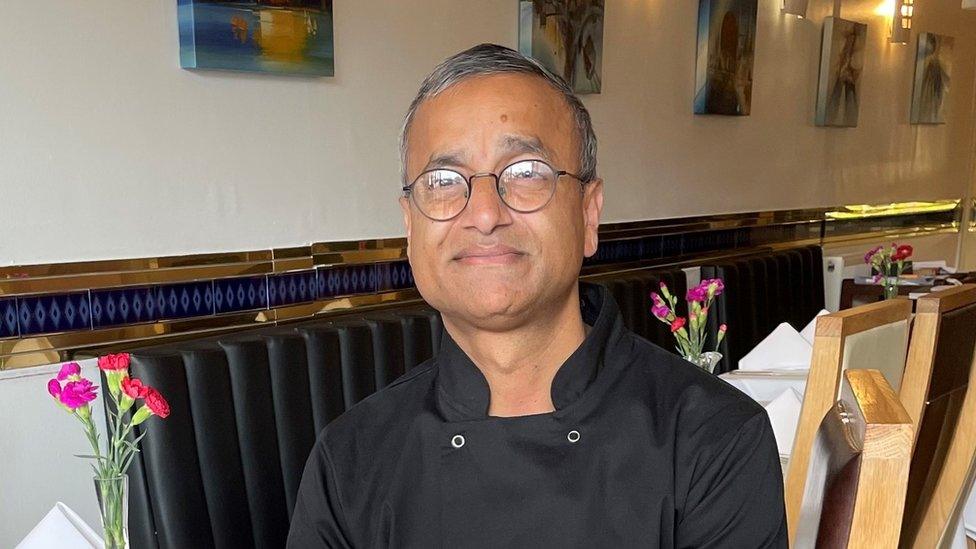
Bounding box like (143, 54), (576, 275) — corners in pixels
(288, 283), (788, 548)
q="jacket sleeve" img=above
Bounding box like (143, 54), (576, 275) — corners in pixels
(287, 437), (354, 549)
(675, 411), (789, 548)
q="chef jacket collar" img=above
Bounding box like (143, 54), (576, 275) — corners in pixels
(435, 282), (619, 421)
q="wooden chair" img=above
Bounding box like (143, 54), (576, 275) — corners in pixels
(786, 298), (913, 544)
(898, 285), (976, 548)
(794, 369), (914, 548)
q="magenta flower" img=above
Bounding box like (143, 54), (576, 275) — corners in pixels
(651, 305), (670, 319)
(47, 379), (62, 398)
(686, 286), (707, 302)
(650, 292), (664, 306)
(864, 246), (883, 264)
(705, 278), (725, 297)
(59, 379), (98, 410)
(56, 362), (81, 381)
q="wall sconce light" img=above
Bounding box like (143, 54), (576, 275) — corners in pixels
(782, 0), (808, 18)
(890, 0), (913, 43)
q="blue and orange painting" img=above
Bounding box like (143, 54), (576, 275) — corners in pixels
(178, 0), (334, 76)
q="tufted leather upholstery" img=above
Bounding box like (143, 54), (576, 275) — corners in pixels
(587, 268), (689, 351)
(701, 245), (825, 373)
(123, 309), (444, 549)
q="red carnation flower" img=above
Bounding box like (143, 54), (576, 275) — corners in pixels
(121, 376), (151, 400)
(97, 353), (131, 372)
(892, 244), (913, 261)
(145, 389), (170, 419)
(670, 317), (687, 333)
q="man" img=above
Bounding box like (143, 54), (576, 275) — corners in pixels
(288, 43), (787, 548)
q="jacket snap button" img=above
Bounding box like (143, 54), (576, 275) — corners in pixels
(451, 434), (465, 449)
(567, 430), (581, 443)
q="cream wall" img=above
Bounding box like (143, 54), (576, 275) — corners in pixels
(1, 0), (975, 267)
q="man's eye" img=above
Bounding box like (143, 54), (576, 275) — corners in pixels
(426, 173), (463, 189)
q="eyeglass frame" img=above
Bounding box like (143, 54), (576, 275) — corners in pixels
(401, 158), (588, 222)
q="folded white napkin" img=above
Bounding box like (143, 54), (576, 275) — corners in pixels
(764, 388), (804, 456)
(16, 502), (102, 549)
(799, 310), (830, 345)
(738, 323), (813, 371)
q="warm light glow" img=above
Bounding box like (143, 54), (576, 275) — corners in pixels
(889, 0), (913, 43)
(826, 201), (960, 220)
(874, 0), (895, 16)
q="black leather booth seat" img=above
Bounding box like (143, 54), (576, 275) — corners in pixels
(701, 245), (825, 373)
(123, 308), (442, 549)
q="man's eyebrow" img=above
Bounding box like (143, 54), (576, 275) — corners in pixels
(424, 150), (468, 171)
(497, 135), (553, 160)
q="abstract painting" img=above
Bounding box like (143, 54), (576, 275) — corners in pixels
(693, 0), (758, 116)
(518, 0), (604, 94)
(178, 0), (334, 77)
(815, 17), (867, 127)
(910, 33), (954, 124)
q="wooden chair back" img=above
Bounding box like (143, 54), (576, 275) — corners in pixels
(794, 369), (913, 548)
(786, 298), (913, 543)
(899, 285), (976, 548)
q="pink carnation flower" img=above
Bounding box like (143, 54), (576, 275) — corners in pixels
(59, 379), (98, 410)
(56, 362), (81, 381)
(686, 286), (708, 302)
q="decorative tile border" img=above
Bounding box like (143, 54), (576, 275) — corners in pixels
(18, 291), (92, 336)
(1, 261), (413, 340)
(0, 200), (962, 369)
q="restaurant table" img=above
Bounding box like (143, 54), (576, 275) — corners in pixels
(839, 272), (976, 310)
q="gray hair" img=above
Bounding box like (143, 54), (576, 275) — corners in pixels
(398, 43), (597, 185)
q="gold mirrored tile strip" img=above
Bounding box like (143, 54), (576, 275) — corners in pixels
(824, 199), (960, 219)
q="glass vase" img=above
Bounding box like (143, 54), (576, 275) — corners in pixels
(881, 277), (899, 300)
(685, 351), (723, 373)
(94, 475), (128, 549)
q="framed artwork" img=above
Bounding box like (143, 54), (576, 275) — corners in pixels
(815, 16), (867, 127)
(693, 0), (759, 116)
(910, 32), (954, 125)
(518, 0), (604, 94)
(178, 0), (334, 77)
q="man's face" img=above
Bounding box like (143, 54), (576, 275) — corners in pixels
(400, 73), (603, 330)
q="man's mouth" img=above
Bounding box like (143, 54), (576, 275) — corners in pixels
(452, 245), (525, 264)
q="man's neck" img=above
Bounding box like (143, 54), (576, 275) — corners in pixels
(442, 289), (589, 418)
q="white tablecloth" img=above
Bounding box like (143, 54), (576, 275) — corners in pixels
(719, 371), (976, 545)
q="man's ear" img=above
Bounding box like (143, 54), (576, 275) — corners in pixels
(399, 196), (413, 251)
(582, 178), (604, 259)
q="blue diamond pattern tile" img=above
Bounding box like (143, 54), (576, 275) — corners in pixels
(91, 286), (159, 329)
(317, 264), (379, 298)
(18, 291), (92, 336)
(154, 281), (214, 320)
(1, 298), (19, 338)
(268, 270), (316, 307)
(662, 234), (683, 258)
(388, 261), (414, 290)
(375, 263), (393, 292)
(214, 275), (269, 314)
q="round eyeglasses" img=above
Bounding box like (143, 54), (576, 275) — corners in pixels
(402, 159), (586, 221)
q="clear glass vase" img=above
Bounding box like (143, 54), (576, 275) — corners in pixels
(94, 475), (128, 549)
(685, 351), (723, 373)
(882, 278), (899, 300)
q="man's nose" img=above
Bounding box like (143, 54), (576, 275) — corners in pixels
(459, 175), (513, 234)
